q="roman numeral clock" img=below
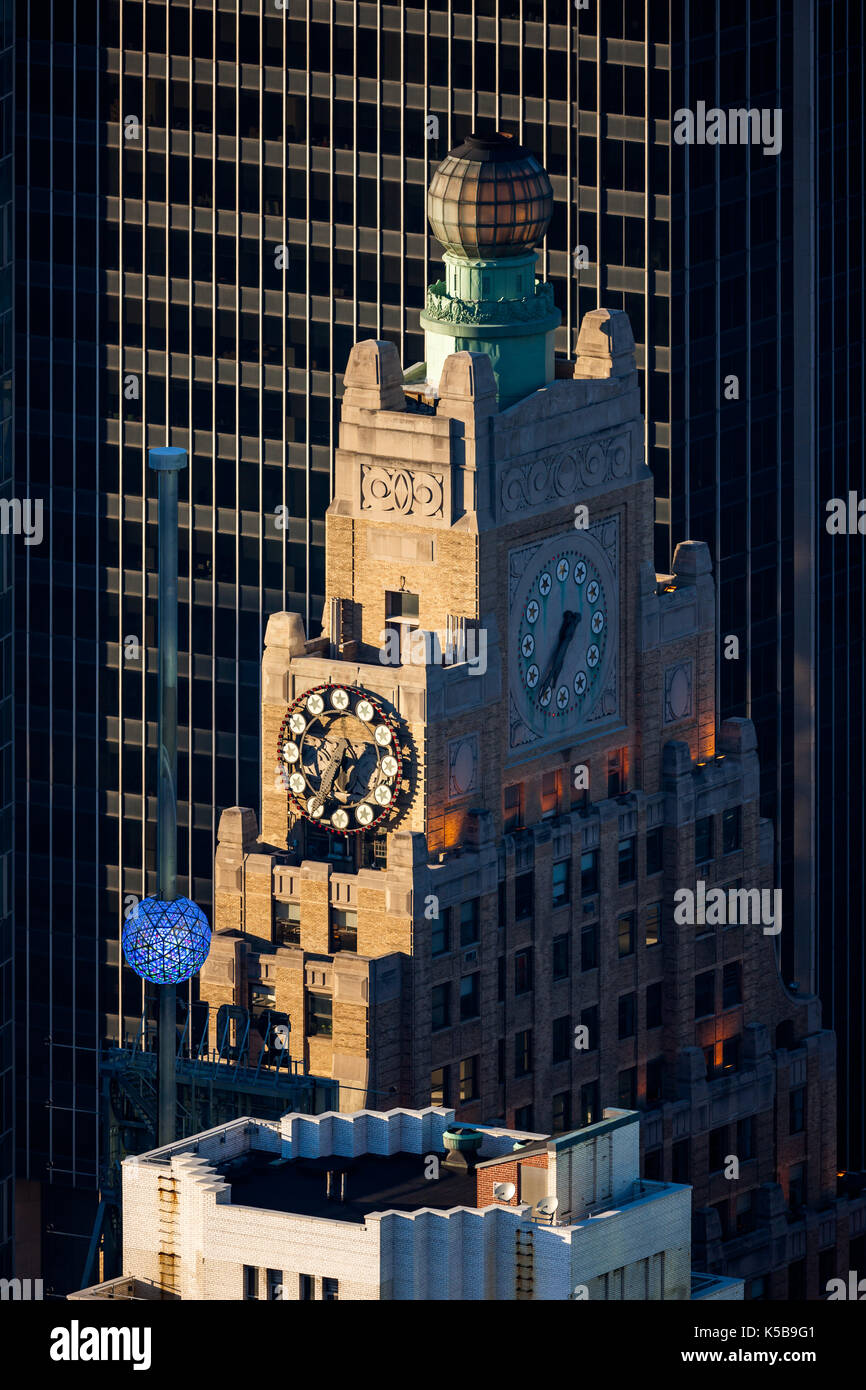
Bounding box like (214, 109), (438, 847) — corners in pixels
(508, 516), (620, 750)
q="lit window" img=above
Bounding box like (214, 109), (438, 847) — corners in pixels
(645, 901), (662, 947)
(431, 1066), (449, 1106)
(459, 1055), (478, 1102)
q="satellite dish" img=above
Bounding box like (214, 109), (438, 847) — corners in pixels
(533, 1196), (559, 1221)
(493, 1181), (516, 1202)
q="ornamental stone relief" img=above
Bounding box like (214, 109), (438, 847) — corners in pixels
(664, 660), (694, 724)
(448, 733), (479, 800)
(499, 432), (631, 517)
(361, 464), (444, 518)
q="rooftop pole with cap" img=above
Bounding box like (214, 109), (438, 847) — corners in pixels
(149, 444), (185, 1146)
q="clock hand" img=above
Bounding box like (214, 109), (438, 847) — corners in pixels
(539, 611), (581, 693)
(317, 738), (348, 802)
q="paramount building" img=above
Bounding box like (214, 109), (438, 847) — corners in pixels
(195, 136), (864, 1297)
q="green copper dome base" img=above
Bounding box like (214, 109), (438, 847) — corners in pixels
(420, 249), (560, 411)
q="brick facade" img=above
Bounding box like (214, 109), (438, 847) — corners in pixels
(194, 310), (864, 1298)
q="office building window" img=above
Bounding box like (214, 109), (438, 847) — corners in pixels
(514, 1104), (534, 1131)
(299, 1274), (314, 1301)
(552, 859), (570, 907)
(722, 806), (742, 854)
(274, 899), (300, 945)
(432, 983), (450, 1031)
(541, 769), (560, 817)
(307, 992), (333, 1038)
(722, 961), (742, 1008)
(515, 870), (534, 920)
(248, 982), (276, 1016)
(460, 898), (480, 946)
(789, 1087), (806, 1134)
(266, 1269), (282, 1301)
(514, 947), (533, 995)
(552, 1092), (571, 1133)
(695, 816), (714, 863)
(385, 588), (419, 650)
(737, 1115), (754, 1160)
(694, 971), (715, 1018)
(330, 907), (357, 952)
(646, 1057), (664, 1104)
(581, 921), (599, 970)
(514, 1029), (532, 1077)
(581, 849), (599, 896)
(552, 1015), (571, 1064)
(431, 909), (450, 956)
(646, 827), (663, 876)
(243, 1265), (259, 1300)
(552, 933), (569, 979)
(671, 1140), (690, 1183)
(709, 1126), (728, 1172)
(736, 1191), (756, 1234)
(617, 912), (635, 957)
(617, 1066), (637, 1109)
(618, 993), (636, 1039)
(577, 1080), (598, 1129)
(431, 1066), (449, 1106)
(788, 1163), (807, 1211)
(459, 974), (480, 1020)
(646, 981), (663, 1029)
(645, 901), (662, 948)
(608, 747), (627, 796)
(722, 1035), (740, 1071)
(618, 837), (636, 884)
(459, 1055), (479, 1102)
(322, 1277), (339, 1301)
(504, 783), (523, 831)
(580, 1005), (598, 1052)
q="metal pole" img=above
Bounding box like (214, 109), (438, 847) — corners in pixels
(149, 446), (186, 1146)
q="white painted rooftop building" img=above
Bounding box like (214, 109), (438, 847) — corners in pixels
(75, 1107), (742, 1302)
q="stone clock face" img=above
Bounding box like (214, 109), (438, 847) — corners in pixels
(508, 520), (619, 749)
(278, 683), (407, 834)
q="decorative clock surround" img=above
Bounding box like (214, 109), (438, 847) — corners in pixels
(508, 515), (620, 750)
(278, 683), (407, 834)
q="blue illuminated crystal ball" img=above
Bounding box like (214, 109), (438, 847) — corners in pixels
(122, 896), (211, 984)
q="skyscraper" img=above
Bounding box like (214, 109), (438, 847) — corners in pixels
(14, 0), (864, 1287)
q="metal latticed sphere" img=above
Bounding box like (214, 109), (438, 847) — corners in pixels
(122, 896), (211, 984)
(426, 131), (554, 260)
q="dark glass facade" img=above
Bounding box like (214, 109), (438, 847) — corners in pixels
(13, 0), (864, 1284)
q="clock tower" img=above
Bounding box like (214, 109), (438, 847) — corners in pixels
(199, 135), (846, 1295)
